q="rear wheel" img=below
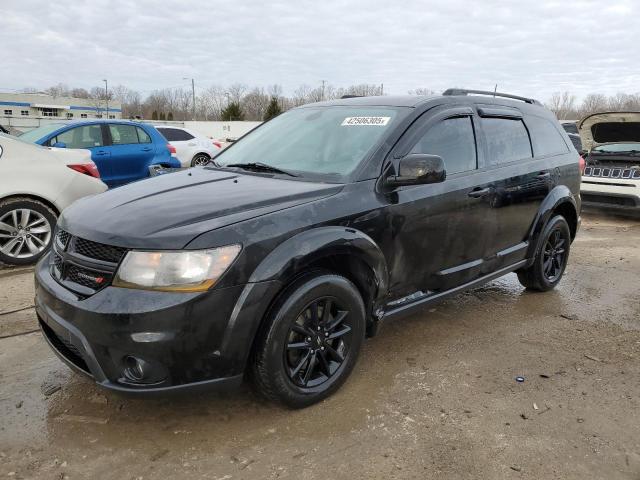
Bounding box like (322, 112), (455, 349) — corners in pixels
(250, 273), (366, 408)
(191, 153), (210, 167)
(0, 198), (56, 266)
(517, 215), (571, 291)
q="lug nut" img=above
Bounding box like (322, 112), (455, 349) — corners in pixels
(324, 332), (329, 337)
(321, 346), (325, 350)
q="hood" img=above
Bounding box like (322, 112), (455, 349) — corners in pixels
(60, 167), (342, 249)
(578, 112), (640, 151)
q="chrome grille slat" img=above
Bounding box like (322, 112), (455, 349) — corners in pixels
(582, 167), (640, 179)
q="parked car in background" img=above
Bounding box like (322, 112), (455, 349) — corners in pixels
(567, 132), (583, 152)
(0, 133), (106, 265)
(156, 126), (222, 167)
(579, 111), (640, 211)
(19, 121), (181, 187)
(35, 89), (581, 407)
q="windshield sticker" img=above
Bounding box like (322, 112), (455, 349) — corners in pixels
(341, 116), (391, 126)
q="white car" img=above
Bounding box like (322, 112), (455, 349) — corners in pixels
(156, 126), (222, 168)
(579, 112), (640, 212)
(0, 133), (107, 265)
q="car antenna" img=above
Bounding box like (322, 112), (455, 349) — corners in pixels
(493, 84), (497, 97)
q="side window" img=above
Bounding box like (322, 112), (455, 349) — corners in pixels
(136, 127), (151, 143)
(179, 130), (195, 141)
(411, 116), (477, 174)
(55, 125), (104, 148)
(526, 116), (569, 157)
(109, 124), (140, 145)
(482, 118), (532, 165)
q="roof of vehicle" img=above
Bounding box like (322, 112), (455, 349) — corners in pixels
(301, 90), (548, 113)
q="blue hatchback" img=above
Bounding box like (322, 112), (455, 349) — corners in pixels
(20, 120), (181, 187)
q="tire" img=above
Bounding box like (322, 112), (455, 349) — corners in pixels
(517, 215), (571, 292)
(190, 153), (210, 167)
(250, 273), (366, 408)
(0, 197), (57, 266)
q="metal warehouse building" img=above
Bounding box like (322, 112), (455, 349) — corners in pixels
(0, 92), (121, 131)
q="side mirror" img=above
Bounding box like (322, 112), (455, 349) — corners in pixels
(385, 154), (446, 188)
(52, 142), (67, 148)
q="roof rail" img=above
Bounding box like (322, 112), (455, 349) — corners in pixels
(340, 95), (363, 99)
(442, 88), (542, 106)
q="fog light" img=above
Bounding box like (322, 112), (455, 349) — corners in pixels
(123, 356), (147, 382)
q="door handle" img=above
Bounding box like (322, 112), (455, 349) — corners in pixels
(94, 150), (109, 156)
(536, 171), (550, 178)
(468, 187), (491, 198)
(141, 147), (153, 152)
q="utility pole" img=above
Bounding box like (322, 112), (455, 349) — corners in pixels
(103, 79), (108, 118)
(184, 78), (196, 121)
(380, 83), (384, 96)
(321, 80), (326, 101)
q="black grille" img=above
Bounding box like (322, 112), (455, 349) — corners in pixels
(52, 253), (64, 273)
(39, 319), (90, 374)
(73, 237), (127, 264)
(582, 193), (637, 207)
(56, 229), (70, 249)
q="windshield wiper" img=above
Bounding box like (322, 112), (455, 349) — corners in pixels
(225, 162), (299, 177)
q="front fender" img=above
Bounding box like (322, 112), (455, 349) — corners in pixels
(218, 226), (389, 374)
(248, 226), (389, 297)
(525, 185), (579, 260)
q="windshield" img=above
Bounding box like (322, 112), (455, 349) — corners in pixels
(592, 143), (640, 153)
(18, 123), (64, 143)
(213, 106), (406, 181)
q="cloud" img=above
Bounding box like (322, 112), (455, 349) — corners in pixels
(1, 0), (639, 101)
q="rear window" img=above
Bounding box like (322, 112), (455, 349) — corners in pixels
(158, 128), (194, 142)
(482, 118), (532, 165)
(526, 116), (568, 157)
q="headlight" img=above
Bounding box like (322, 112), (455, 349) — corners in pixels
(112, 245), (241, 292)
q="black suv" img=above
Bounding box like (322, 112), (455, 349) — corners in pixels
(35, 89), (581, 408)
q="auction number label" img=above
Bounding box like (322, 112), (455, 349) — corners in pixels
(341, 116), (391, 126)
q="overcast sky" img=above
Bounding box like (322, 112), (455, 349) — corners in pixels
(2, 0), (639, 101)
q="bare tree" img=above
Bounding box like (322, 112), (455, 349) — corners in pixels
(546, 91), (577, 120)
(408, 88), (436, 96)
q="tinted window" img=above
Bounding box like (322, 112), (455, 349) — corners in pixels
(526, 116), (568, 156)
(561, 123), (578, 135)
(109, 124), (140, 145)
(55, 125), (104, 148)
(136, 127), (151, 143)
(482, 118), (532, 165)
(411, 116), (477, 174)
(158, 128), (194, 141)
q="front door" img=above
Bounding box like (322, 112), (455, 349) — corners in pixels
(380, 106), (497, 299)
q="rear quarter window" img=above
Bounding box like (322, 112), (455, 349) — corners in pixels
(482, 118), (532, 165)
(527, 116), (569, 157)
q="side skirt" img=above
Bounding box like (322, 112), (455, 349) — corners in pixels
(380, 260), (528, 322)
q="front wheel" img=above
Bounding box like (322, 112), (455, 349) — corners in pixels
(250, 273), (366, 408)
(517, 215), (571, 291)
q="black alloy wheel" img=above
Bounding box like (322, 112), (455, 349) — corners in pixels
(284, 297), (352, 388)
(251, 273), (365, 408)
(542, 228), (567, 282)
(517, 215), (571, 291)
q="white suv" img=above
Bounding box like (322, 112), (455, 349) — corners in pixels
(156, 126), (221, 168)
(578, 112), (640, 211)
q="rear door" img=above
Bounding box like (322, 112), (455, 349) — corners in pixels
(382, 105), (497, 297)
(475, 107), (558, 267)
(49, 124), (111, 180)
(105, 124), (155, 186)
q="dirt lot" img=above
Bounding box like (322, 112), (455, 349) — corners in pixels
(0, 213), (639, 479)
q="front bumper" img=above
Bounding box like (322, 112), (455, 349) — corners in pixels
(35, 253), (280, 395)
(581, 178), (640, 211)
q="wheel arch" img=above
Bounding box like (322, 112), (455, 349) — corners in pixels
(525, 185), (579, 260)
(0, 193), (61, 216)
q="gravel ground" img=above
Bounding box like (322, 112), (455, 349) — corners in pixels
(0, 212), (638, 479)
